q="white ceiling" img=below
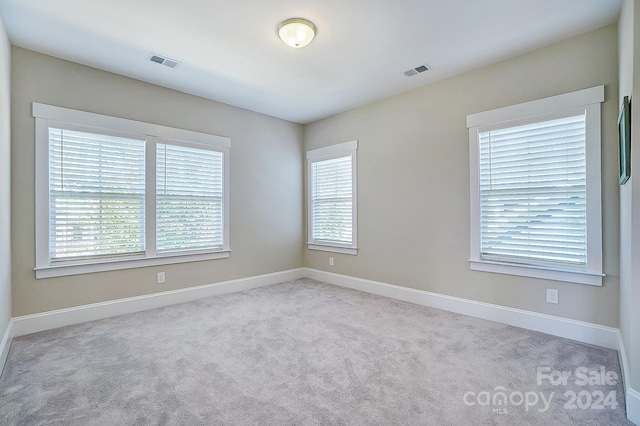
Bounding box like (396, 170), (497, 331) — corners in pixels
(0, 0), (622, 124)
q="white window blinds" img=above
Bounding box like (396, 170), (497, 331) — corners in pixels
(311, 155), (353, 244)
(35, 103), (232, 278)
(478, 113), (587, 268)
(49, 128), (146, 262)
(156, 143), (224, 254)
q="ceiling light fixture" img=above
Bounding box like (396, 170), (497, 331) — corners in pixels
(278, 18), (316, 48)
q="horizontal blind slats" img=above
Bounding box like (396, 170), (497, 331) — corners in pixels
(311, 155), (353, 244)
(478, 114), (587, 268)
(156, 143), (224, 254)
(49, 128), (146, 261)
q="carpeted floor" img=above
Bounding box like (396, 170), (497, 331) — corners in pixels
(0, 278), (632, 425)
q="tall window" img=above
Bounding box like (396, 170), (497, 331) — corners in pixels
(467, 86), (603, 286)
(34, 103), (230, 278)
(156, 143), (224, 254)
(307, 140), (358, 255)
(48, 128), (146, 262)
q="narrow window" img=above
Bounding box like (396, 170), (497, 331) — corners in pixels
(307, 140), (358, 255)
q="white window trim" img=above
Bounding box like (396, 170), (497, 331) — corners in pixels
(467, 86), (604, 286)
(33, 103), (231, 279)
(307, 140), (358, 255)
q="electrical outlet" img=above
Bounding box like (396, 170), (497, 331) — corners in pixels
(157, 272), (166, 284)
(329, 257), (334, 266)
(546, 289), (558, 304)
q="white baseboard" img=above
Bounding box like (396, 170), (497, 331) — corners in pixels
(619, 332), (631, 403)
(303, 268), (619, 350)
(12, 268), (304, 337)
(0, 319), (14, 373)
(618, 332), (640, 425)
(627, 388), (640, 425)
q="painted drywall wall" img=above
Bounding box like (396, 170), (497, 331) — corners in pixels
(0, 12), (11, 340)
(619, 0), (640, 394)
(11, 47), (304, 316)
(618, 0), (634, 387)
(304, 25), (620, 327)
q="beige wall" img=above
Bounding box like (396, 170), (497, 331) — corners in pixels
(0, 12), (11, 339)
(6, 23), (626, 328)
(11, 47), (304, 316)
(304, 25), (620, 327)
(619, 0), (640, 393)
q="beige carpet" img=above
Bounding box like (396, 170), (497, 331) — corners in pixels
(0, 278), (632, 425)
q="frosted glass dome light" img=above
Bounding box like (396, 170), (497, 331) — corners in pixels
(278, 18), (316, 48)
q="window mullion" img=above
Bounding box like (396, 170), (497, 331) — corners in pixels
(145, 136), (157, 258)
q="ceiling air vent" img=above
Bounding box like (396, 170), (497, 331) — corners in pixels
(149, 53), (180, 69)
(404, 64), (430, 77)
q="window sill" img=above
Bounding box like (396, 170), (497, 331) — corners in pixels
(35, 251), (231, 279)
(307, 243), (358, 256)
(469, 259), (603, 286)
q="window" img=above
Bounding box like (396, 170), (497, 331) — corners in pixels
(307, 140), (358, 255)
(155, 143), (224, 254)
(34, 103), (230, 278)
(467, 86), (604, 286)
(48, 128), (146, 262)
